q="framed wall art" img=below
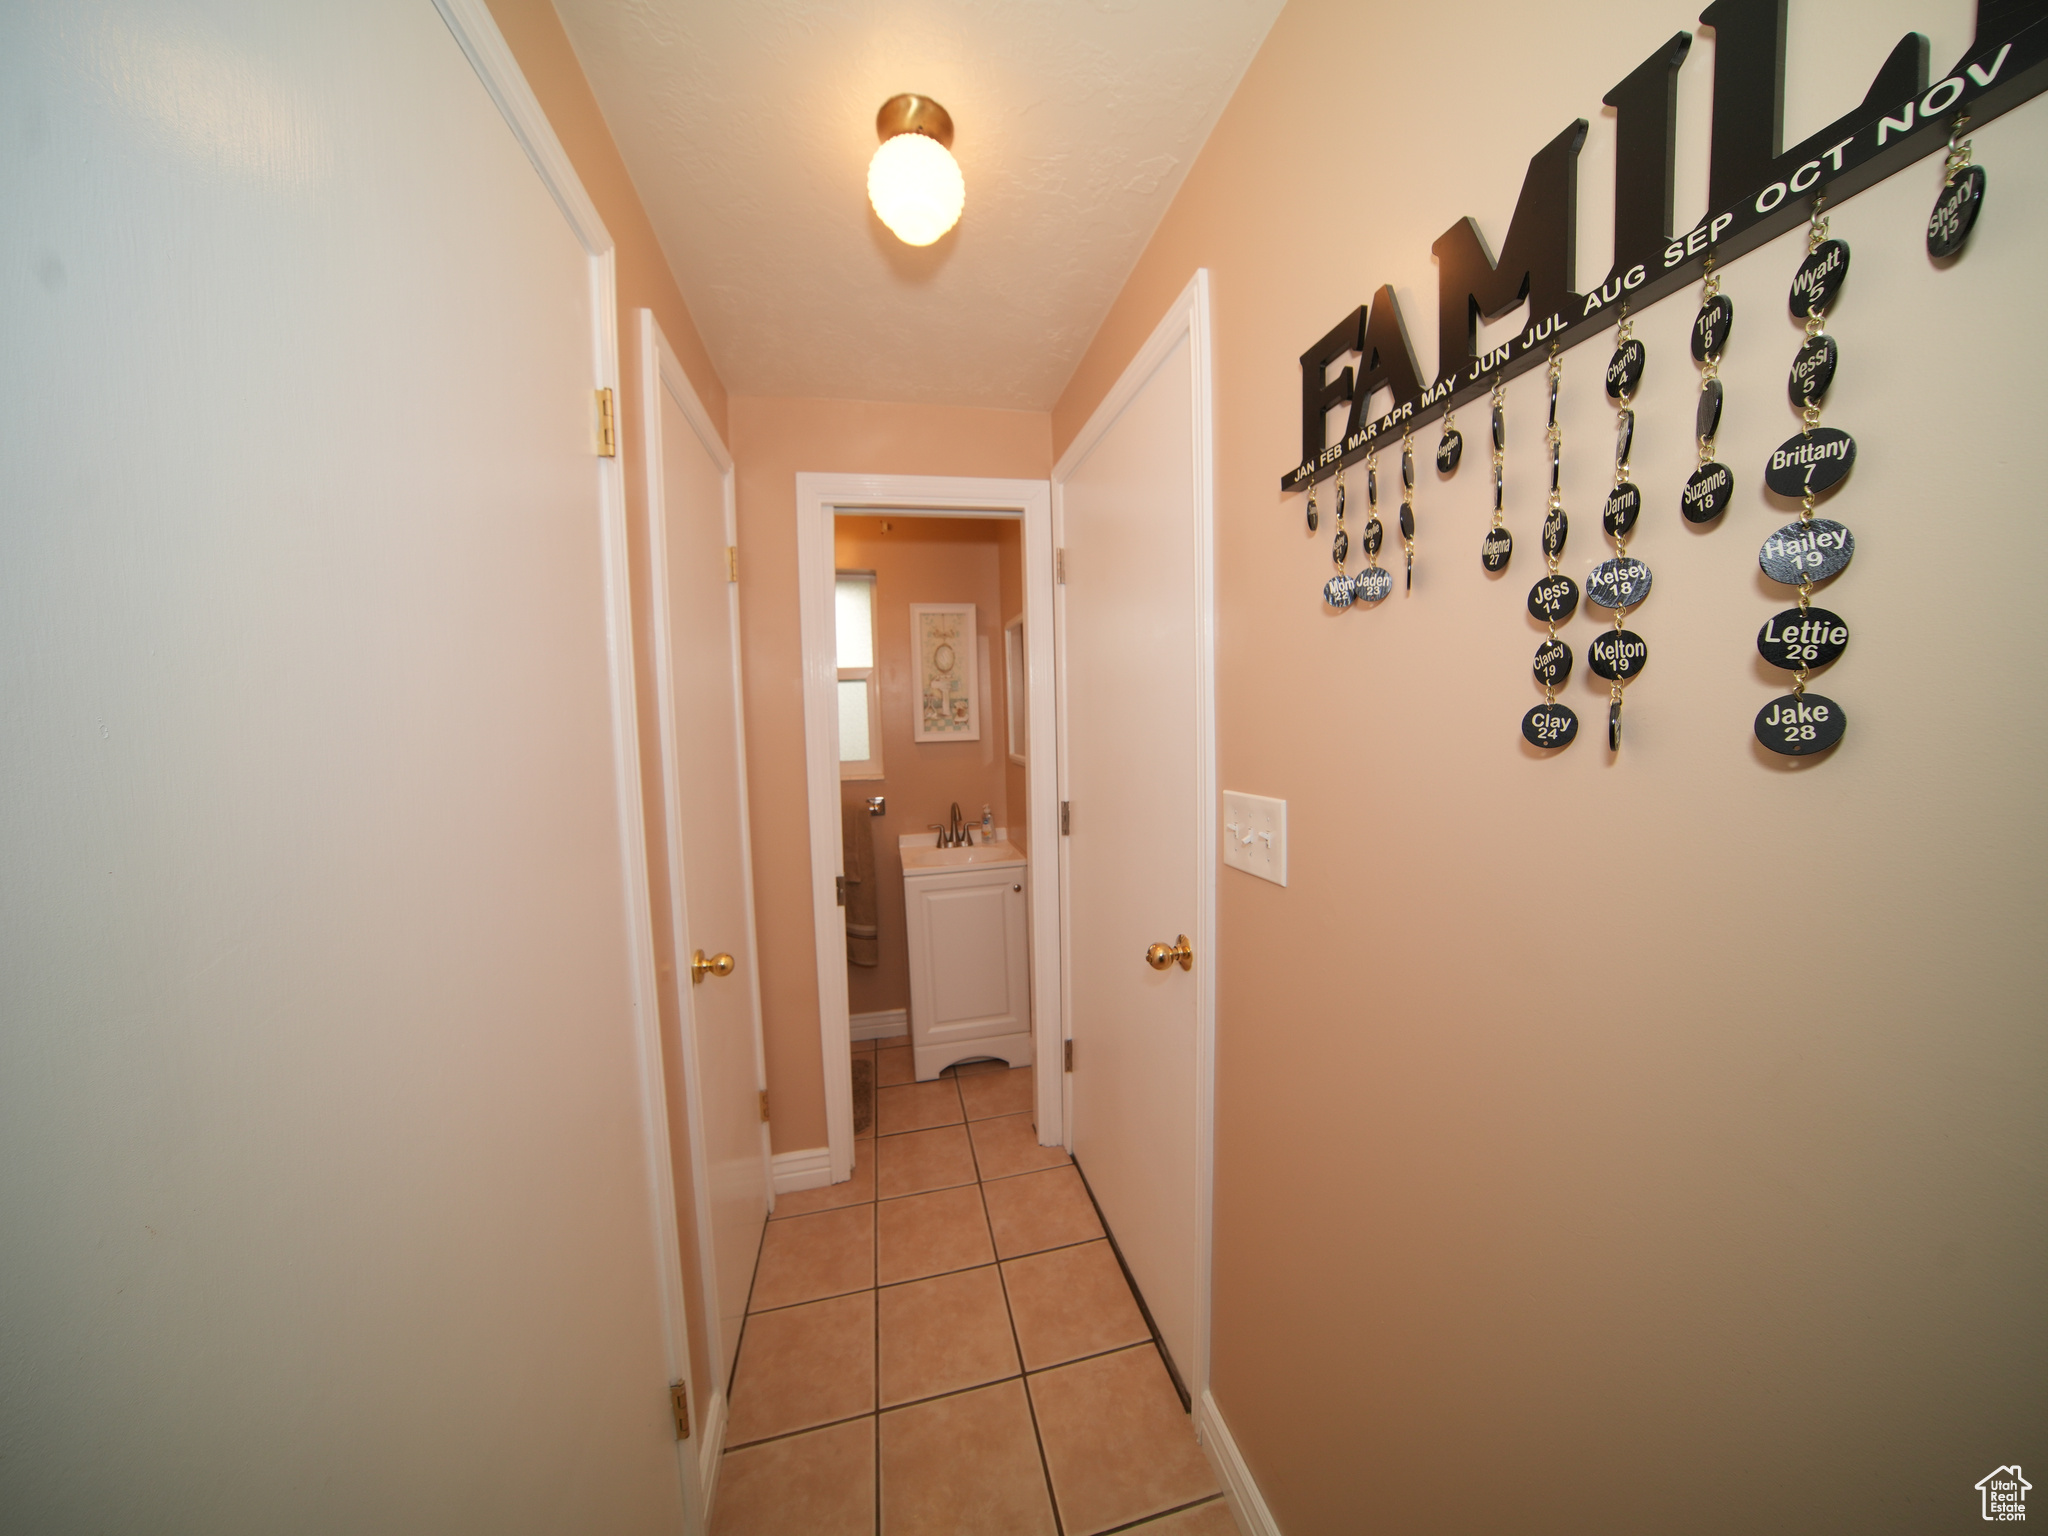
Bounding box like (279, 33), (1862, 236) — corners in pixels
(910, 602), (979, 742)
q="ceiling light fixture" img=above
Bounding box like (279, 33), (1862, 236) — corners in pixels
(868, 94), (964, 246)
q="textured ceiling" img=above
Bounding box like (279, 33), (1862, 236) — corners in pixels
(553, 0), (1284, 409)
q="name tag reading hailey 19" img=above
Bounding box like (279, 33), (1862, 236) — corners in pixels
(1758, 519), (1854, 584)
(1522, 702), (1578, 749)
(1755, 693), (1846, 755)
(1765, 427), (1856, 497)
(1586, 557), (1651, 609)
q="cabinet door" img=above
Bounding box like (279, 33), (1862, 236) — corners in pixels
(908, 870), (1030, 1048)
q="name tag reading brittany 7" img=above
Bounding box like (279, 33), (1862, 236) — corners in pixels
(1764, 427), (1857, 497)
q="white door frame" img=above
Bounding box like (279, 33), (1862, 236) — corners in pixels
(1049, 270), (1218, 1403)
(638, 308), (771, 1495)
(435, 1), (702, 1525)
(795, 474), (1061, 1182)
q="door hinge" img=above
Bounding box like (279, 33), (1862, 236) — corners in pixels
(595, 387), (617, 458)
(1059, 801), (1070, 836)
(670, 1381), (691, 1440)
(758, 1090), (770, 1124)
(1064, 1039), (1073, 1072)
(835, 875), (847, 906)
(726, 545), (738, 583)
(1055, 547), (1066, 584)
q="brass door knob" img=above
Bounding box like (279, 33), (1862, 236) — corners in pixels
(690, 950), (735, 985)
(1145, 935), (1194, 972)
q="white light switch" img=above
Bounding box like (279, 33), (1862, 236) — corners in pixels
(1221, 791), (1286, 886)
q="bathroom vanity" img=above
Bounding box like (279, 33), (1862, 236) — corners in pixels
(900, 840), (1032, 1081)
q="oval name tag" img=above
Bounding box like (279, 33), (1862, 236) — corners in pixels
(1481, 526), (1513, 572)
(1691, 293), (1733, 362)
(1606, 339), (1646, 401)
(1588, 628), (1649, 681)
(1928, 164), (1986, 259)
(1696, 377), (1724, 442)
(1788, 237), (1850, 317)
(1491, 402), (1505, 451)
(1758, 518), (1854, 584)
(1323, 574), (1355, 610)
(1765, 427), (1856, 498)
(1527, 573), (1579, 623)
(1615, 408), (1634, 469)
(1586, 556), (1652, 610)
(1398, 506), (1415, 540)
(1353, 565), (1394, 604)
(1522, 702), (1579, 749)
(1361, 517), (1384, 561)
(1542, 507), (1568, 558)
(1756, 606), (1849, 670)
(1437, 426), (1464, 474)
(1681, 462), (1733, 524)
(1755, 692), (1846, 756)
(1603, 483), (1640, 540)
(1533, 637), (1573, 687)
(1788, 333), (1837, 407)
(1331, 528), (1349, 565)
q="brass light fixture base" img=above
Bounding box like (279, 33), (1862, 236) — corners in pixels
(875, 94), (954, 149)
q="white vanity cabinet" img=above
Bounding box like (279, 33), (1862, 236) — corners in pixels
(901, 843), (1032, 1081)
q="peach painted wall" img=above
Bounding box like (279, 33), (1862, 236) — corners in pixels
(997, 520), (1029, 855)
(835, 517), (1016, 1018)
(1054, 0), (2048, 1530)
(731, 399), (1051, 1151)
(486, 0), (732, 1432)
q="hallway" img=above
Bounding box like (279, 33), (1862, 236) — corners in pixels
(710, 1042), (1232, 1535)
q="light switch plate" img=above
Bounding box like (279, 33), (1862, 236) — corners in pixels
(1222, 791), (1286, 886)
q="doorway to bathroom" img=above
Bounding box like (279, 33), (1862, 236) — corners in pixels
(795, 476), (1061, 1187)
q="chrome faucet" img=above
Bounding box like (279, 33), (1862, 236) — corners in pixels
(927, 803), (973, 848)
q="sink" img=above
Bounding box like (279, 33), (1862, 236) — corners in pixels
(901, 839), (1026, 874)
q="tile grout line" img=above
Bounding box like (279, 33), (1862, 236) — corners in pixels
(1096, 1494), (1233, 1534)
(978, 1122), (1068, 1536)
(872, 1145), (881, 1536)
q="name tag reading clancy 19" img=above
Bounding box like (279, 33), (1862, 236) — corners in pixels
(1759, 519), (1854, 584)
(1522, 701), (1578, 749)
(1755, 692), (1847, 756)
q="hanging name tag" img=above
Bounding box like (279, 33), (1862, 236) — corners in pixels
(1491, 401), (1505, 451)
(1755, 693), (1846, 755)
(1788, 238), (1850, 317)
(1323, 574), (1356, 609)
(1527, 573), (1579, 623)
(1681, 462), (1733, 524)
(1533, 637), (1573, 687)
(1353, 565), (1394, 604)
(1398, 506), (1415, 539)
(1361, 518), (1384, 561)
(1331, 528), (1349, 565)
(1605, 339), (1645, 401)
(1542, 507), (1568, 558)
(1522, 702), (1579, 749)
(1615, 408), (1634, 468)
(1691, 293), (1733, 362)
(1788, 334), (1837, 407)
(1764, 427), (1857, 497)
(1602, 483), (1641, 539)
(1756, 607), (1849, 669)
(1305, 499), (1318, 532)
(1586, 556), (1652, 609)
(1480, 526), (1513, 572)
(1696, 377), (1724, 441)
(1437, 426), (1464, 473)
(1927, 165), (1986, 259)
(1758, 519), (1854, 583)
(1588, 628), (1649, 680)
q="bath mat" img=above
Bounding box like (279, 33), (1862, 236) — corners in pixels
(851, 1055), (874, 1136)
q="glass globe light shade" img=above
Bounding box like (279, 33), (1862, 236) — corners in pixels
(867, 132), (965, 246)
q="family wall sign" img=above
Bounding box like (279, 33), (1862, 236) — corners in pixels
(1283, 0), (2048, 493)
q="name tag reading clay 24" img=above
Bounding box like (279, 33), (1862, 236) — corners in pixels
(1522, 702), (1578, 750)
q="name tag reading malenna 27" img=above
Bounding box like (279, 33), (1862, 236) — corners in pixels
(1758, 519), (1854, 584)
(1480, 526), (1513, 572)
(1522, 702), (1579, 749)
(1586, 557), (1652, 609)
(1756, 607), (1849, 670)
(1765, 427), (1856, 497)
(1755, 693), (1846, 755)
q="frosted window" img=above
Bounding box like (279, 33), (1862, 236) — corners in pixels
(835, 576), (874, 669)
(838, 679), (871, 763)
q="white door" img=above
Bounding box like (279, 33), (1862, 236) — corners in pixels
(0, 3), (686, 1529)
(642, 317), (771, 1411)
(1055, 280), (1215, 1392)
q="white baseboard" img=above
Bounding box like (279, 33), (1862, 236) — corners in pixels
(770, 1146), (833, 1195)
(1197, 1388), (1280, 1536)
(850, 1008), (908, 1041)
(698, 1388), (727, 1514)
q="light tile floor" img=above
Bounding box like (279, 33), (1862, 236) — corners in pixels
(710, 1040), (1232, 1536)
